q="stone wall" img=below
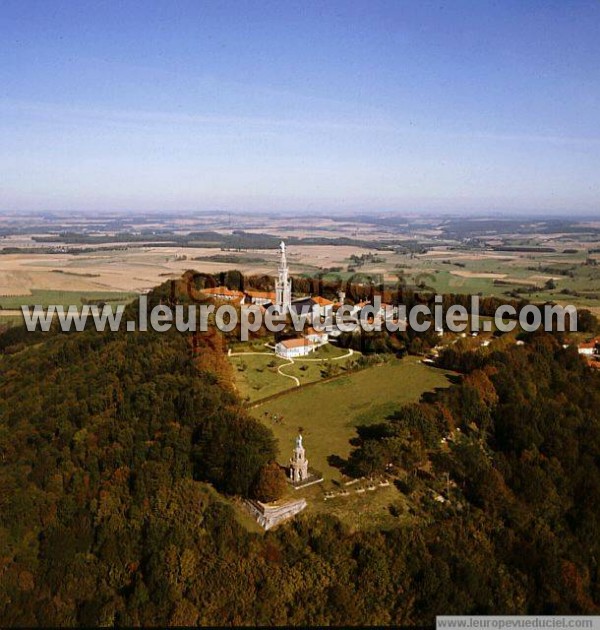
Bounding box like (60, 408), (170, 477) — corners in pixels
(244, 498), (307, 530)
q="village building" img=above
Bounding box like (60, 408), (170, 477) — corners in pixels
(275, 337), (317, 358)
(245, 290), (276, 306)
(348, 300), (369, 318)
(578, 337), (600, 356)
(311, 295), (334, 319)
(199, 285), (245, 304)
(289, 296), (317, 319)
(288, 295), (334, 324)
(577, 337), (600, 369)
(379, 302), (401, 321)
(304, 326), (329, 346)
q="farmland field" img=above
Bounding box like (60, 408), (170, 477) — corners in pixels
(1, 212), (600, 313)
(0, 289), (137, 327)
(0, 289), (136, 309)
(2, 214), (600, 336)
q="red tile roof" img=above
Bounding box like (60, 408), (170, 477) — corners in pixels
(200, 286), (245, 299)
(279, 338), (315, 349)
(246, 290), (276, 300)
(312, 296), (334, 306)
(579, 337), (600, 350)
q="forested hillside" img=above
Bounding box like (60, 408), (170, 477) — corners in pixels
(0, 286), (599, 625)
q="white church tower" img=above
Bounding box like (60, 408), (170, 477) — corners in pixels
(289, 434), (309, 482)
(275, 240), (292, 313)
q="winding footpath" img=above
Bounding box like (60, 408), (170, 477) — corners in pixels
(228, 349), (272, 357)
(277, 358), (300, 387)
(292, 348), (354, 362)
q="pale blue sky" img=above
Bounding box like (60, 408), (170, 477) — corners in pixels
(1, 1), (599, 214)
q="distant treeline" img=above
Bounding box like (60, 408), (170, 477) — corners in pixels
(440, 218), (600, 239)
(492, 246), (557, 253)
(1, 246), (130, 255)
(31, 230), (402, 251)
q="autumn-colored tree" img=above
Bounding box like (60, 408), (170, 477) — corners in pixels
(252, 461), (287, 503)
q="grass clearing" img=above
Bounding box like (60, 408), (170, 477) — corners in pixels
(296, 480), (409, 532)
(251, 356), (455, 481)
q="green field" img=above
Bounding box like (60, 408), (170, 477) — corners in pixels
(0, 289), (137, 309)
(251, 356), (454, 481)
(0, 313), (26, 328)
(0, 290), (138, 329)
(230, 353), (290, 401)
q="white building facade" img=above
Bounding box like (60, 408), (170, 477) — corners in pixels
(275, 338), (317, 358)
(304, 327), (329, 346)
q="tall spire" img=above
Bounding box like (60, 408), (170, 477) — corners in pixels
(275, 240), (292, 312)
(279, 241), (287, 270)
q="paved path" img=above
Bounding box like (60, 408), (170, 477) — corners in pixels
(228, 346), (354, 362)
(277, 358), (300, 387)
(228, 349), (273, 357)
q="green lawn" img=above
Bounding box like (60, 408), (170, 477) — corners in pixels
(0, 313), (25, 328)
(230, 354), (291, 401)
(229, 343), (359, 402)
(283, 344), (356, 382)
(251, 356), (455, 481)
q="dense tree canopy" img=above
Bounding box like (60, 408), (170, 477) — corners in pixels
(0, 283), (598, 625)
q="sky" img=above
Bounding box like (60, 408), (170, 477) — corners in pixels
(0, 0), (599, 215)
